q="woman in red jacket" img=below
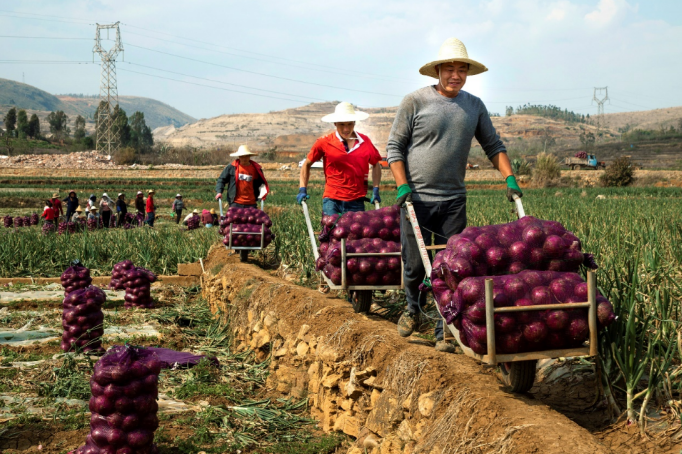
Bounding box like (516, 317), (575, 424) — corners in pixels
(41, 200), (56, 225)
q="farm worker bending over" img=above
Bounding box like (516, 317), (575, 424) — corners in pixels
(51, 193), (64, 220)
(41, 200), (56, 225)
(201, 209), (214, 228)
(215, 145), (269, 208)
(172, 194), (184, 224)
(100, 193), (115, 228)
(297, 102), (382, 215)
(145, 190), (156, 227)
(183, 209), (199, 226)
(63, 191), (78, 221)
(116, 193), (127, 227)
(71, 206), (84, 223)
(88, 206), (99, 220)
(135, 191), (145, 215)
(387, 37), (522, 353)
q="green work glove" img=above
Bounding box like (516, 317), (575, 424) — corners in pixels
(506, 175), (523, 202)
(396, 184), (413, 206)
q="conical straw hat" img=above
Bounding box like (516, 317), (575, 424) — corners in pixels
(419, 38), (488, 78)
(321, 102), (369, 123)
(230, 145), (257, 157)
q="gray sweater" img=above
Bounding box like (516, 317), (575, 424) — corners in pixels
(386, 86), (506, 201)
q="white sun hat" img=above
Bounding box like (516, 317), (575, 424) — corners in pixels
(419, 37), (488, 79)
(321, 102), (369, 123)
(230, 144), (257, 157)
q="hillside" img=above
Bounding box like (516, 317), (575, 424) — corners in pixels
(602, 106), (682, 131)
(0, 78), (195, 130)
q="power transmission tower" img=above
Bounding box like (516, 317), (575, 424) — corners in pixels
(592, 87), (609, 134)
(93, 22), (124, 155)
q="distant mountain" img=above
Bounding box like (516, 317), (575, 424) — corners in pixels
(0, 78), (195, 130)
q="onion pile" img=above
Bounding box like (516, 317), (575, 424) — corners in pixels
(42, 222), (56, 235)
(61, 285), (106, 353)
(61, 263), (93, 296)
(430, 216), (593, 291)
(319, 205), (401, 245)
(316, 238), (401, 285)
(72, 345), (161, 454)
(30, 212), (39, 226)
(3, 215), (12, 228)
(14, 216), (24, 227)
(22, 215), (30, 226)
(186, 214), (200, 231)
(219, 207), (274, 248)
(122, 267), (157, 309)
(87, 218), (98, 231)
(110, 260), (134, 290)
(575, 151), (587, 159)
(436, 270), (615, 355)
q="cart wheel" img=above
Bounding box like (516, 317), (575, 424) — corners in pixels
(500, 360), (537, 393)
(572, 165), (579, 170)
(352, 290), (372, 314)
(239, 250), (249, 262)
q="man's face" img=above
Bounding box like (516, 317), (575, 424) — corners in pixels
(437, 62), (468, 96)
(239, 156), (251, 165)
(335, 122), (356, 140)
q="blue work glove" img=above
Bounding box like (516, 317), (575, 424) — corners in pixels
(296, 187), (309, 205)
(370, 187), (381, 204)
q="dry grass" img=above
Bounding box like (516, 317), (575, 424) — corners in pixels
(381, 351), (428, 400)
(531, 152), (561, 187)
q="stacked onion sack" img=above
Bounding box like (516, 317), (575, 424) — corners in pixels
(315, 205), (401, 286)
(87, 217), (98, 231)
(186, 214), (200, 231)
(14, 216), (24, 227)
(60, 263), (103, 353)
(219, 207), (274, 247)
(122, 267), (157, 309)
(30, 212), (39, 226)
(3, 215), (12, 228)
(430, 216), (615, 355)
(42, 222), (56, 235)
(109, 260), (134, 290)
(73, 345), (161, 454)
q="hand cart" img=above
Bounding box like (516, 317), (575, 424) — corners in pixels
(219, 197), (268, 263)
(301, 200), (403, 314)
(404, 195), (598, 393)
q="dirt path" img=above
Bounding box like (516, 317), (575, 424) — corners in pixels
(202, 249), (616, 454)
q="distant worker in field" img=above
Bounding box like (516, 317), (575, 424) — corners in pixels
(71, 206), (84, 223)
(210, 208), (218, 225)
(63, 191), (79, 221)
(100, 192), (115, 228)
(135, 191), (145, 215)
(387, 37), (522, 352)
(51, 193), (64, 221)
(201, 209), (214, 228)
(41, 200), (56, 225)
(172, 194), (184, 224)
(215, 145), (269, 208)
(183, 209), (199, 226)
(297, 102), (382, 215)
(145, 190), (156, 227)
(116, 193), (127, 227)
(88, 206), (99, 221)
(86, 194), (97, 212)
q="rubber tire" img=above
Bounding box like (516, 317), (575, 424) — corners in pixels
(501, 360), (537, 393)
(239, 250), (249, 262)
(572, 165), (579, 170)
(352, 290), (372, 314)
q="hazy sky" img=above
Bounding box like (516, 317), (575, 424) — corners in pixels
(1, 0), (680, 120)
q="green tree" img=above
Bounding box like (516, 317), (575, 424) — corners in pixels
(579, 130), (596, 150)
(73, 115), (87, 140)
(505, 106), (514, 117)
(129, 111), (154, 152)
(27, 114), (41, 139)
(112, 105), (131, 147)
(47, 110), (70, 140)
(3, 107), (17, 137)
(16, 109), (29, 139)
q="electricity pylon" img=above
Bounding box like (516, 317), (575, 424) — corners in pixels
(93, 22), (124, 155)
(592, 87), (609, 134)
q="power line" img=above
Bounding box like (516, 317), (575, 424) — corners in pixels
(609, 97), (651, 110)
(0, 8), (92, 23)
(124, 43), (402, 98)
(118, 68), (311, 104)
(125, 62), (327, 102)
(0, 35), (91, 40)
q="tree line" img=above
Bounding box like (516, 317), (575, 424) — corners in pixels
(505, 104), (590, 123)
(1, 102), (153, 153)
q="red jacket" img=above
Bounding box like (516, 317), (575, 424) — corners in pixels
(146, 196), (155, 213)
(51, 198), (63, 216)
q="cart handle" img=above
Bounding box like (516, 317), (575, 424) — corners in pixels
(404, 202), (433, 277)
(301, 201), (319, 261)
(219, 197), (265, 216)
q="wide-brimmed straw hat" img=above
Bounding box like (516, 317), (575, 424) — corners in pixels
(419, 37), (488, 78)
(192, 209), (199, 214)
(118, 193), (124, 197)
(76, 206), (83, 212)
(230, 145), (257, 157)
(210, 208), (215, 214)
(90, 206), (97, 211)
(52, 192), (59, 198)
(321, 102), (368, 123)
(176, 194), (182, 198)
(147, 189), (155, 194)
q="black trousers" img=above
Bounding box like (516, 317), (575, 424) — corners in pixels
(102, 211), (111, 228)
(400, 197), (467, 340)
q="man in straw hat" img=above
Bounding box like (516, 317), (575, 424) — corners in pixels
(50, 192), (64, 221)
(387, 37), (523, 353)
(215, 145), (269, 208)
(71, 205), (84, 223)
(145, 189), (156, 227)
(297, 102), (382, 215)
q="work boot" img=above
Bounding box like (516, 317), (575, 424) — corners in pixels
(435, 340), (457, 353)
(397, 311), (419, 337)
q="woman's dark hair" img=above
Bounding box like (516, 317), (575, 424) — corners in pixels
(46, 200), (53, 207)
